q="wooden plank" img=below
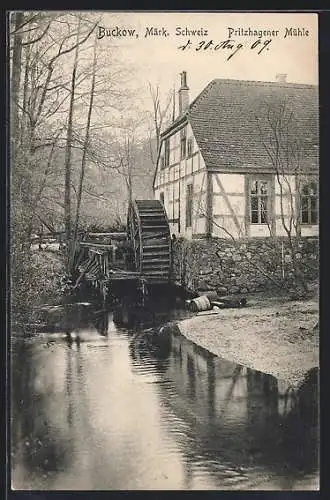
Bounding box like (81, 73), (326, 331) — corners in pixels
(80, 242), (116, 248)
(141, 232), (170, 240)
(109, 269), (140, 276)
(87, 232), (126, 238)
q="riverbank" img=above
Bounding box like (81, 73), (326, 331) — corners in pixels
(176, 294), (319, 388)
(11, 249), (67, 331)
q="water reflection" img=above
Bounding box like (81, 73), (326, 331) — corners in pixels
(11, 307), (319, 490)
(11, 342), (75, 488)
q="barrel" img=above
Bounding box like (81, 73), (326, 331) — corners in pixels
(189, 295), (211, 312)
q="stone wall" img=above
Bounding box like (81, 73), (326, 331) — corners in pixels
(171, 237), (319, 295)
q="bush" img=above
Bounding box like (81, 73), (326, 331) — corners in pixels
(11, 247), (66, 328)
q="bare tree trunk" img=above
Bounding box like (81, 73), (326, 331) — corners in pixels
(11, 12), (24, 160)
(69, 38), (97, 273)
(148, 83), (173, 168)
(20, 40), (31, 145)
(127, 137), (133, 205)
(255, 104), (310, 292)
(64, 17), (81, 271)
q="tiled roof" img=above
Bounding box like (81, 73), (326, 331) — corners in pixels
(177, 79), (318, 172)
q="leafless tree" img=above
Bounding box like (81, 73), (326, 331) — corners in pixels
(11, 13), (99, 253)
(10, 12), (102, 320)
(255, 98), (318, 291)
(147, 82), (174, 168)
(69, 36), (98, 272)
(63, 17), (81, 269)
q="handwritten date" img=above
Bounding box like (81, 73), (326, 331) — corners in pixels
(178, 38), (272, 60)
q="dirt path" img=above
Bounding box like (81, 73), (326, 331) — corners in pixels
(177, 296), (319, 388)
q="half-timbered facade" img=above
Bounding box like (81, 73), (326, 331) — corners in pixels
(153, 72), (319, 239)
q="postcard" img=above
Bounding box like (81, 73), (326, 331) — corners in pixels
(9, 11), (319, 491)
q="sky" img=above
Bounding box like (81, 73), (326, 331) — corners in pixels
(96, 11), (318, 106)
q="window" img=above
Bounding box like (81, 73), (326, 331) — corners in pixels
(180, 128), (187, 159)
(187, 137), (193, 157)
(250, 180), (269, 224)
(164, 138), (170, 167)
(301, 181), (318, 224)
(186, 184), (193, 228)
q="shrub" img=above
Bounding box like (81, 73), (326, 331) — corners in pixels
(11, 247), (66, 328)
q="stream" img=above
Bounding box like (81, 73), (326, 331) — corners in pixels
(11, 304), (319, 490)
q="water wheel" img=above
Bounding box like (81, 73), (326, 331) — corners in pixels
(127, 199), (171, 283)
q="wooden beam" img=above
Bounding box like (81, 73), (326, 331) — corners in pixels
(87, 232), (126, 238)
(244, 175), (250, 237)
(206, 171), (213, 237)
(194, 172), (206, 234)
(214, 174), (242, 236)
(80, 242), (118, 250)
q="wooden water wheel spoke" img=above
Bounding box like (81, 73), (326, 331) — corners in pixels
(127, 199), (171, 283)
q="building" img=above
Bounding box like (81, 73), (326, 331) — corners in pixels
(153, 72), (319, 240)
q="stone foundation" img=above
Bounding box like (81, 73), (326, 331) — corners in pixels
(171, 236), (319, 295)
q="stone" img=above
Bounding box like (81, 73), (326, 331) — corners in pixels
(199, 269), (213, 275)
(197, 280), (210, 290)
(217, 286), (228, 295)
(236, 276), (248, 286)
(173, 236), (318, 297)
(197, 287), (215, 294)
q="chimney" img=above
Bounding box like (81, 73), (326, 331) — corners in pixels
(275, 73), (287, 83)
(178, 71), (189, 114)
